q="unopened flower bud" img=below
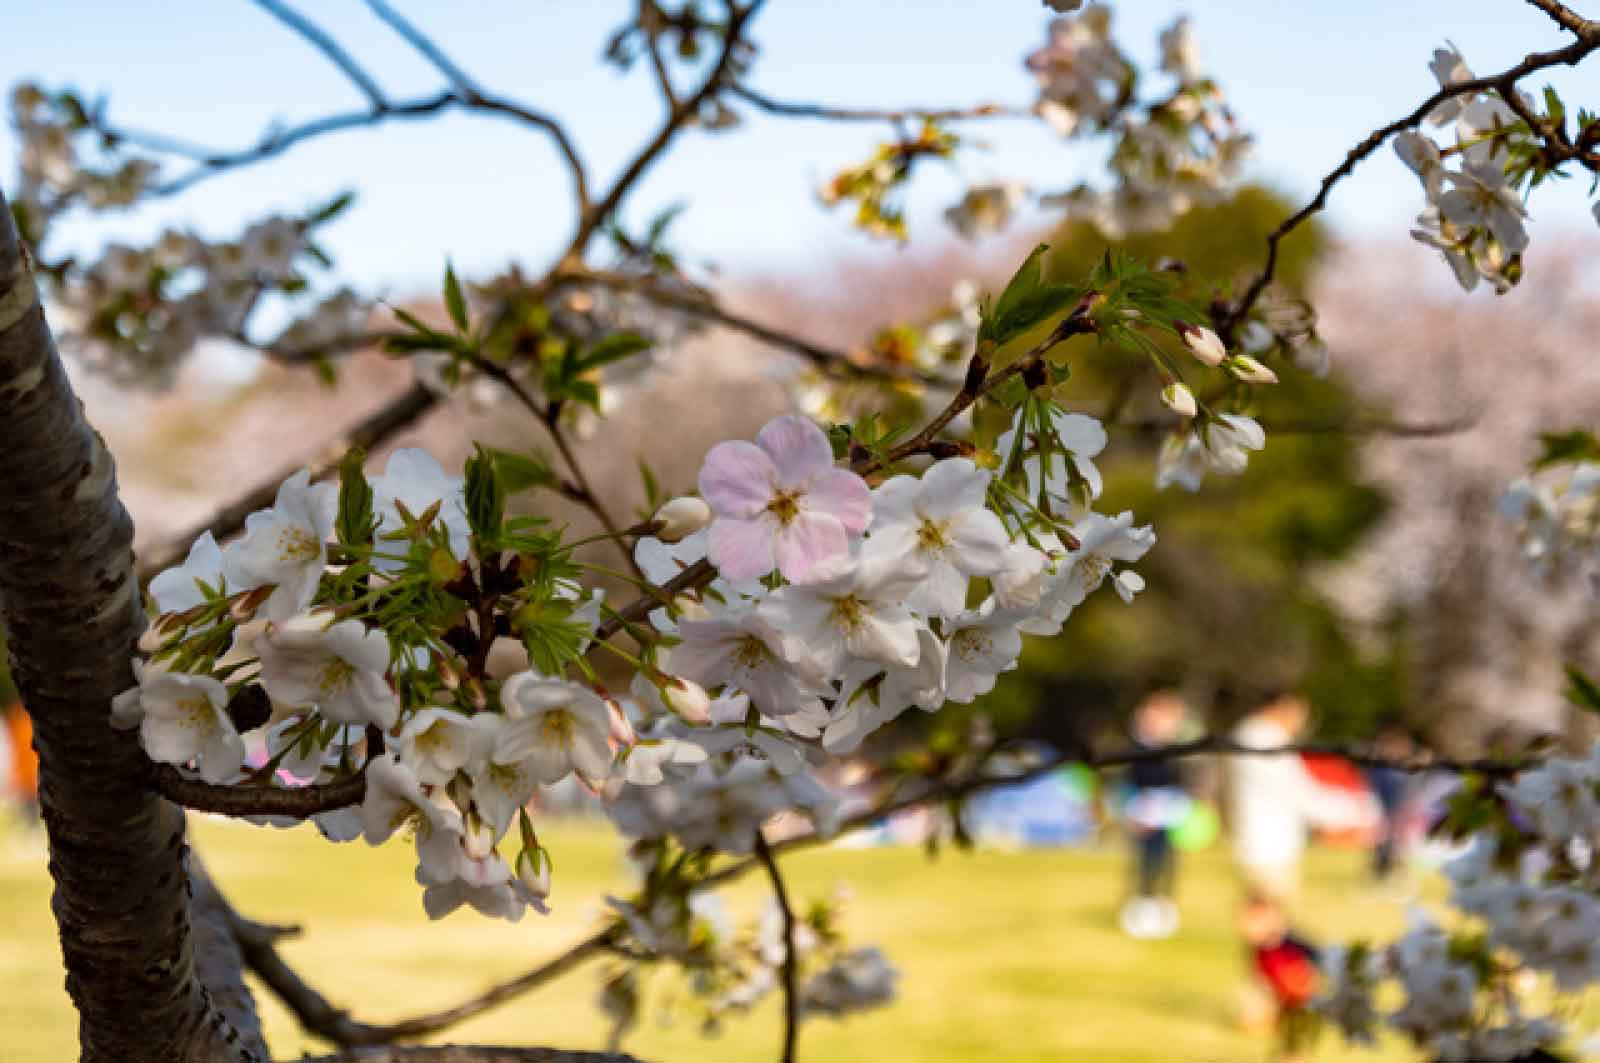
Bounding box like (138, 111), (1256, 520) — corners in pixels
(653, 496), (711, 543)
(1226, 355), (1278, 385)
(1177, 321), (1226, 367)
(605, 696), (637, 747)
(661, 676), (712, 725)
(515, 844), (552, 900)
(1160, 382), (1197, 418)
(229, 585), (275, 624)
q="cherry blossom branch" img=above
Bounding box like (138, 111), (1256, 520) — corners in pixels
(153, 762), (368, 818)
(854, 293), (1099, 477)
(1221, 28), (1600, 341)
(729, 83), (1027, 124)
(137, 381), (440, 580)
(253, 0), (389, 109)
(754, 832), (800, 1063)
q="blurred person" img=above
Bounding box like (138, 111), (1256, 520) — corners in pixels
(4, 701), (37, 824)
(1365, 720), (1415, 883)
(1227, 691), (1344, 1032)
(1239, 891), (1321, 1063)
(1118, 690), (1191, 939)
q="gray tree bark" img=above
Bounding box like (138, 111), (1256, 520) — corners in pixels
(0, 185), (257, 1061)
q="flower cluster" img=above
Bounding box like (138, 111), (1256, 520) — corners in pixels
(1499, 460), (1600, 589)
(1392, 43), (1600, 294)
(1028, 8), (1251, 241)
(1319, 747), (1600, 1059)
(597, 851), (895, 1042)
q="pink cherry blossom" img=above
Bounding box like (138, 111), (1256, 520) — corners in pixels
(697, 415), (871, 583)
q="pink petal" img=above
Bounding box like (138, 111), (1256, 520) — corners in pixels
(708, 517), (778, 580)
(698, 440), (777, 519)
(775, 512), (849, 584)
(803, 468), (872, 535)
(756, 415), (835, 487)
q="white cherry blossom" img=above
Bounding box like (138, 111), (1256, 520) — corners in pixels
(226, 469), (337, 622)
(257, 614), (398, 729)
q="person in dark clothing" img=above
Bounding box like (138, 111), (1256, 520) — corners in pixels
(1365, 722), (1414, 880)
(1119, 691), (1190, 939)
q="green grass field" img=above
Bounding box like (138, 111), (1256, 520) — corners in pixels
(0, 814), (1432, 1063)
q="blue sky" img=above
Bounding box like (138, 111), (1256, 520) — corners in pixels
(5, 1), (1598, 291)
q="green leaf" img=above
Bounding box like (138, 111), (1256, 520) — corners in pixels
(335, 447), (375, 548)
(443, 262), (469, 333)
(981, 243), (1080, 347)
(1535, 429), (1600, 469)
(577, 331), (651, 373)
(306, 190), (356, 226)
(464, 445), (506, 542)
(488, 447), (557, 494)
(1565, 665), (1600, 715)
(637, 458), (662, 510)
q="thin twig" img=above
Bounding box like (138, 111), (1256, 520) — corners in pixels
(754, 832), (800, 1063)
(362, 0), (484, 98)
(730, 83), (1026, 124)
(1221, 29), (1600, 341)
(253, 0), (390, 108)
(565, 0), (767, 262)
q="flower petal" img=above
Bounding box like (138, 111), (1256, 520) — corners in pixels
(699, 440), (777, 519)
(756, 415), (835, 486)
(708, 516), (778, 581)
(774, 512), (849, 584)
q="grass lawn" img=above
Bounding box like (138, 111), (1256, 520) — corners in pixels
(0, 813), (1435, 1063)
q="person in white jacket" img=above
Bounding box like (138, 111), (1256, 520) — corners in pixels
(1226, 692), (1339, 909)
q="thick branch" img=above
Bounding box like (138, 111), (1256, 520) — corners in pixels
(0, 185), (252, 1061)
(754, 833), (799, 1063)
(297, 1048), (637, 1063)
(1523, 0), (1600, 39)
(1222, 30), (1600, 339)
(155, 763), (367, 818)
(139, 381), (438, 580)
(730, 83), (1025, 124)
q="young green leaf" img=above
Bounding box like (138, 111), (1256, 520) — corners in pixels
(335, 447), (375, 548)
(464, 445), (506, 543)
(443, 262), (469, 333)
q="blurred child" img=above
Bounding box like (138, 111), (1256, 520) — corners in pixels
(1119, 691), (1190, 939)
(1240, 891), (1321, 1063)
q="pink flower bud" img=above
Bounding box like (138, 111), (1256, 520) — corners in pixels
(605, 697), (637, 747)
(662, 676), (712, 725)
(1177, 322), (1226, 367)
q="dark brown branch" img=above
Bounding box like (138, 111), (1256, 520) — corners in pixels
(296, 1048), (637, 1063)
(1221, 30), (1600, 340)
(730, 83), (1026, 124)
(154, 763), (367, 818)
(564, 0), (767, 262)
(639, 2), (682, 110)
(253, 0), (389, 109)
(138, 381), (439, 580)
(0, 183), (252, 1062)
(854, 295), (1098, 477)
(1523, 0), (1600, 39)
(233, 877), (619, 1048)
(754, 833), (799, 1063)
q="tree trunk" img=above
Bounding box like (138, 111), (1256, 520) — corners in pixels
(0, 186), (256, 1061)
